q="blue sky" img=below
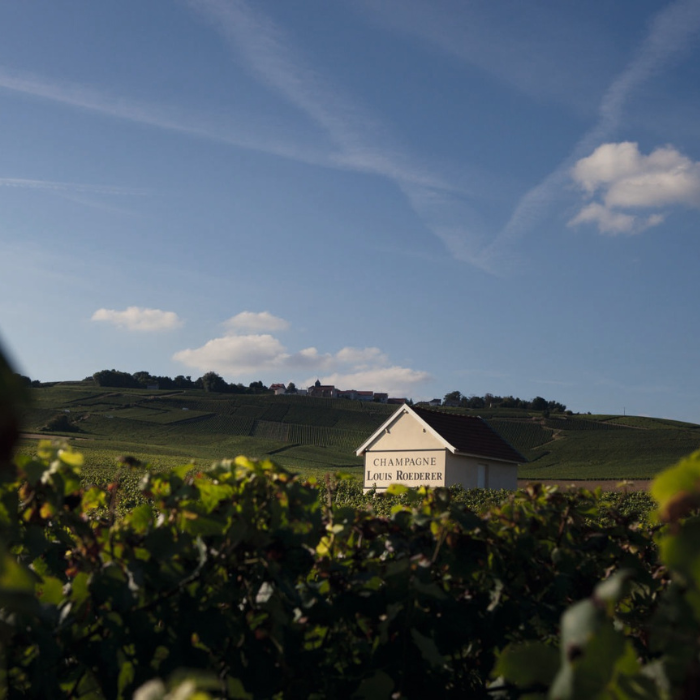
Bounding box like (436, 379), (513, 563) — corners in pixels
(2, 0), (700, 421)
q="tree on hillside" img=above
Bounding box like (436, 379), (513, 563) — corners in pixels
(42, 413), (80, 433)
(173, 375), (194, 389)
(462, 395), (485, 409)
(443, 391), (462, 404)
(286, 382), (297, 394)
(92, 370), (141, 388)
(530, 396), (548, 411)
(248, 381), (269, 394)
(132, 371), (155, 387)
(200, 372), (228, 393)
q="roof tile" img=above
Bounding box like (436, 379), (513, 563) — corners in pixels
(411, 405), (525, 463)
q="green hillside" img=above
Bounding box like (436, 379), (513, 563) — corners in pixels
(16, 383), (700, 479)
(17, 383), (395, 478)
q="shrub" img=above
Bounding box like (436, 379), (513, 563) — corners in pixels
(0, 440), (668, 698)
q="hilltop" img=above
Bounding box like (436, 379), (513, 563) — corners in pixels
(15, 382), (700, 480)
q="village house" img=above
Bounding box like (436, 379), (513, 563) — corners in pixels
(356, 404), (524, 491)
(301, 381), (392, 403)
(307, 380), (338, 399)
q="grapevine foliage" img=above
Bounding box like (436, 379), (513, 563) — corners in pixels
(0, 439), (668, 699)
(493, 450), (700, 700)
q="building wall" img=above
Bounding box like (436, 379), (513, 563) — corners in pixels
(444, 452), (478, 488)
(444, 453), (517, 489)
(487, 462), (518, 489)
(366, 410), (444, 451)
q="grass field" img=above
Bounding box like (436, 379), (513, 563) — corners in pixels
(16, 383), (700, 480)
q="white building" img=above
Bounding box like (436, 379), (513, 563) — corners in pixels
(356, 404), (524, 491)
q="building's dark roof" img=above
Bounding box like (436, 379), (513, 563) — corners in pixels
(411, 405), (525, 463)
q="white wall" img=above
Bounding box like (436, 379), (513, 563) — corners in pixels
(367, 410), (444, 451)
(487, 462), (518, 490)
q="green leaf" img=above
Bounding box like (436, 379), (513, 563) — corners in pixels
(659, 519), (700, 585)
(128, 504), (153, 534)
(70, 572), (90, 605)
(36, 575), (64, 605)
(0, 549), (40, 614)
(118, 660), (135, 696)
(412, 578), (448, 600)
(180, 512), (226, 537)
(386, 483), (409, 496)
(58, 448), (83, 468)
(22, 458), (48, 486)
(651, 450), (700, 520)
(225, 677), (254, 699)
(132, 679), (166, 700)
(410, 628), (445, 667)
(593, 569), (634, 606)
(353, 670), (394, 699)
(559, 599), (601, 655)
(198, 482), (234, 513)
(173, 463), (195, 480)
(494, 642), (559, 688)
(82, 486), (107, 512)
(552, 618), (629, 699)
(0, 549), (38, 592)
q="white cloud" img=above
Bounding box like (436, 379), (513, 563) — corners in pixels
(91, 306), (183, 332)
(567, 202), (636, 235)
(335, 346), (387, 366)
(173, 335), (391, 376)
(173, 334), (286, 374)
(572, 142), (700, 207)
(285, 347), (334, 370)
(223, 311), (290, 333)
(173, 319), (431, 395)
(568, 142), (700, 235)
(316, 367), (432, 398)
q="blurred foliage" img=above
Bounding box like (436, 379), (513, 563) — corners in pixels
(495, 449), (700, 699)
(0, 437), (668, 699)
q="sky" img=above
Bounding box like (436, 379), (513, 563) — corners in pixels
(2, 1), (700, 422)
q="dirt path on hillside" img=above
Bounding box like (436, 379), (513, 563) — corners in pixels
(518, 479), (652, 492)
(19, 433), (92, 441)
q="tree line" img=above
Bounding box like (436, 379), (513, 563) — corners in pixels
(443, 390), (566, 413)
(90, 369), (270, 394)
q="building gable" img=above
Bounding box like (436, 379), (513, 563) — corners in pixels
(363, 409), (445, 452)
